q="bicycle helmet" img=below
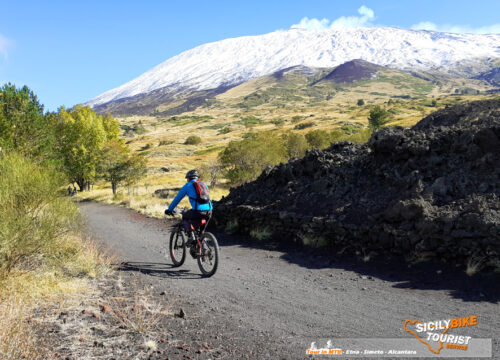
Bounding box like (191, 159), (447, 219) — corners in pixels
(185, 169), (199, 180)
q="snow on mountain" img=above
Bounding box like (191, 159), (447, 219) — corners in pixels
(86, 27), (500, 107)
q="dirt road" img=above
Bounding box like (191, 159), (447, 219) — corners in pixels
(80, 202), (498, 359)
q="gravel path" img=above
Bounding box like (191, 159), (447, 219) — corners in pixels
(80, 202), (499, 359)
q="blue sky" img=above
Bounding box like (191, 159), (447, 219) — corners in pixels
(1, 0), (499, 111)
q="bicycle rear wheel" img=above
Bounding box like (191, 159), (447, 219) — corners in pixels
(197, 232), (219, 277)
(169, 228), (186, 267)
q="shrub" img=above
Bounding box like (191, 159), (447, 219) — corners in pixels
(250, 227), (272, 241)
(158, 139), (175, 146)
(305, 129), (332, 149)
(184, 135), (202, 145)
(199, 161), (223, 188)
(218, 132), (287, 185)
(357, 99), (365, 106)
(271, 119), (285, 127)
(330, 128), (373, 144)
(368, 105), (390, 129)
(0, 153), (80, 275)
(238, 116), (261, 127)
(294, 121), (316, 130)
(218, 126), (232, 135)
(283, 132), (309, 158)
(225, 219), (239, 234)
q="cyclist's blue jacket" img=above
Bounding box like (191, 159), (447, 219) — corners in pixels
(167, 179), (213, 212)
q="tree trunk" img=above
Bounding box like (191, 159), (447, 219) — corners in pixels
(112, 182), (117, 194)
(76, 179), (85, 191)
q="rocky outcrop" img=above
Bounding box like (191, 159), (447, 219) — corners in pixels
(214, 99), (500, 268)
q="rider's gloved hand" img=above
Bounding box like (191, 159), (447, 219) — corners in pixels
(164, 209), (174, 216)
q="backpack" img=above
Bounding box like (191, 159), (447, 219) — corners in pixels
(190, 179), (211, 208)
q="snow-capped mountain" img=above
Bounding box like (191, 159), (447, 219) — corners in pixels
(87, 27), (500, 107)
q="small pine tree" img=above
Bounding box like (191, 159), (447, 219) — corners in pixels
(368, 106), (389, 129)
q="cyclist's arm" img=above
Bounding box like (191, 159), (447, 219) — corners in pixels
(167, 184), (188, 211)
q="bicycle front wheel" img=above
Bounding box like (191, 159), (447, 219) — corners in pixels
(197, 232), (219, 277)
(169, 228), (186, 267)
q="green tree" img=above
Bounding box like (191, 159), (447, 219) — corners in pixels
(123, 153), (148, 189)
(99, 140), (130, 194)
(305, 129), (332, 149)
(368, 105), (390, 129)
(218, 132), (286, 185)
(56, 105), (119, 190)
(283, 132), (309, 158)
(0, 83), (56, 158)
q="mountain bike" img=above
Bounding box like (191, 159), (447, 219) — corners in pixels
(167, 211), (219, 277)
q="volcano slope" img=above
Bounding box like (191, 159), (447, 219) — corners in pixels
(214, 99), (500, 269)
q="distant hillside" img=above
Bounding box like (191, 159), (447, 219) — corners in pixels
(86, 27), (500, 115)
(317, 59), (382, 83)
(92, 58), (496, 117)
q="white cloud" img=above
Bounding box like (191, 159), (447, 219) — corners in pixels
(0, 34), (11, 59)
(291, 5), (375, 30)
(411, 21), (500, 35)
(291, 7), (500, 34)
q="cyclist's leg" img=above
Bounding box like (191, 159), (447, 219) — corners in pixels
(182, 210), (199, 244)
(182, 210), (196, 230)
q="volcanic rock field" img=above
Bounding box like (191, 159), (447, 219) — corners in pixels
(215, 99), (500, 269)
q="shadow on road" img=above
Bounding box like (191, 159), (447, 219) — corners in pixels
(117, 261), (203, 280)
(214, 232), (500, 304)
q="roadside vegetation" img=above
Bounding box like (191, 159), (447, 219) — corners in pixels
(0, 83), (116, 358)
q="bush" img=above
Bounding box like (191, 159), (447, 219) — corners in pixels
(357, 99), (365, 106)
(184, 135), (202, 145)
(218, 132), (287, 185)
(271, 119), (285, 127)
(218, 126), (232, 135)
(238, 116), (261, 127)
(0, 153), (80, 275)
(283, 132), (309, 158)
(199, 161), (223, 188)
(294, 121), (315, 130)
(158, 139), (175, 146)
(305, 129), (332, 149)
(368, 105), (390, 129)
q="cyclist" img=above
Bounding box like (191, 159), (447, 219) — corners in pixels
(164, 169), (213, 243)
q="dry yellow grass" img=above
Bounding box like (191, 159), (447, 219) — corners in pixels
(0, 233), (115, 359)
(0, 235), (113, 303)
(103, 287), (174, 334)
(0, 297), (50, 360)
